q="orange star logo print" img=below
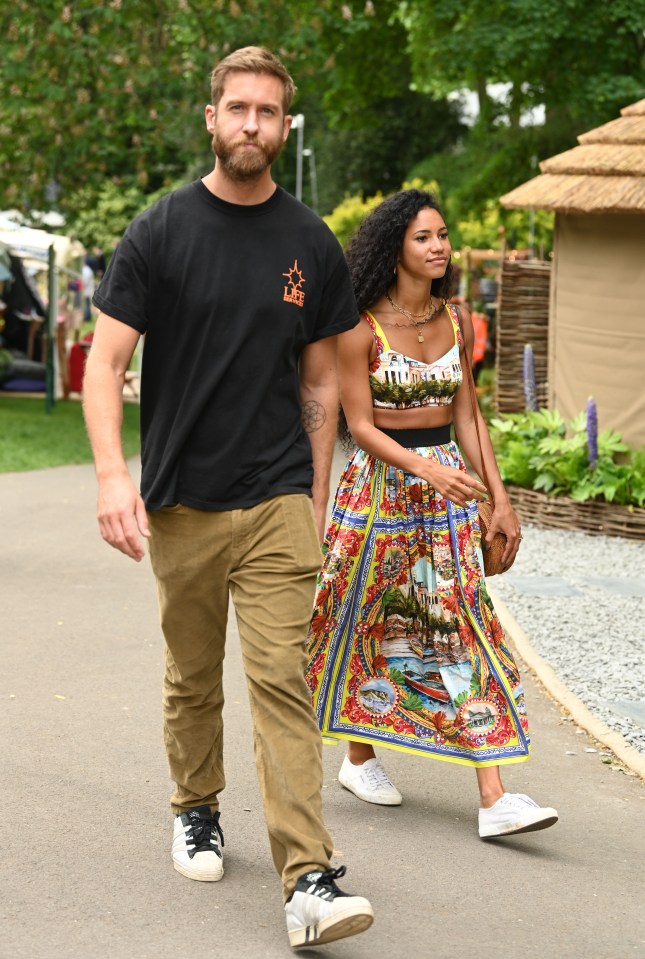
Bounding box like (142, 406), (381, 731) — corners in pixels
(282, 259), (306, 308)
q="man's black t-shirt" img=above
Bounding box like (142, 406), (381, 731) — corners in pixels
(94, 181), (358, 511)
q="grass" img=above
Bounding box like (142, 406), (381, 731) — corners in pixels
(0, 361), (493, 474)
(0, 396), (140, 473)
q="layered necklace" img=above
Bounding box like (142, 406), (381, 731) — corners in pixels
(385, 291), (446, 343)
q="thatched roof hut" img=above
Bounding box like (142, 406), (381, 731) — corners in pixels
(500, 100), (645, 447)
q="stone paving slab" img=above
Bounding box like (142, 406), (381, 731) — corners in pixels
(1, 460), (644, 959)
(584, 576), (645, 598)
(502, 575), (582, 597)
(608, 700), (645, 727)
(502, 574), (645, 599)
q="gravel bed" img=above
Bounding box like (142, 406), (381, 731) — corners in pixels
(490, 524), (645, 755)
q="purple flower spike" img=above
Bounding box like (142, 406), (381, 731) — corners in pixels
(523, 343), (538, 411)
(586, 397), (598, 469)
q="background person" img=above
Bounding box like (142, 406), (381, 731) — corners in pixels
(83, 46), (373, 949)
(306, 189), (558, 839)
(81, 256), (95, 325)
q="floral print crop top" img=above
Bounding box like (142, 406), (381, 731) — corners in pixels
(365, 303), (463, 409)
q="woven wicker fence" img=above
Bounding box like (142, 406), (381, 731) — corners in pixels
(507, 486), (645, 541)
(496, 260), (551, 412)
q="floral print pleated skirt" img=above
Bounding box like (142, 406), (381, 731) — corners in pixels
(306, 440), (531, 766)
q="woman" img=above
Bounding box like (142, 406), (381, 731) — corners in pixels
(306, 190), (557, 839)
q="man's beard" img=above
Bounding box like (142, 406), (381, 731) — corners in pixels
(212, 130), (285, 182)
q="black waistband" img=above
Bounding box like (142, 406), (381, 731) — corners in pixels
(380, 424), (452, 448)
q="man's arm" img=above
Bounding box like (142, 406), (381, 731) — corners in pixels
(83, 313), (149, 561)
(299, 336), (340, 543)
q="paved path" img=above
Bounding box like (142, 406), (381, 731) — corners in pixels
(1, 461), (644, 959)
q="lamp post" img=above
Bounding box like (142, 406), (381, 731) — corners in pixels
(302, 147), (319, 214)
(292, 113), (305, 201)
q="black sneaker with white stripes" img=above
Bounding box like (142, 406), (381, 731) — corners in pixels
(284, 865), (373, 948)
(171, 805), (224, 882)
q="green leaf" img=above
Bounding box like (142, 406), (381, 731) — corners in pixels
(533, 473), (556, 492)
(569, 411), (587, 433)
(401, 693), (425, 712)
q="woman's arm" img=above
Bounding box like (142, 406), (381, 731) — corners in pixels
(452, 305), (522, 566)
(339, 320), (487, 507)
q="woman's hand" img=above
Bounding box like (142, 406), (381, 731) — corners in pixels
(486, 500), (522, 570)
(414, 459), (487, 507)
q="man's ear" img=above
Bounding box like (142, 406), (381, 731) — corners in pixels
(205, 104), (216, 133)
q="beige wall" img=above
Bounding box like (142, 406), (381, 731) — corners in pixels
(549, 213), (645, 448)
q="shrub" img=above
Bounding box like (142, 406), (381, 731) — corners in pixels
(489, 408), (645, 507)
(323, 192), (385, 249)
(323, 178), (441, 249)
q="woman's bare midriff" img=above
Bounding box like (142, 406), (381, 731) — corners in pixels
(373, 406), (453, 430)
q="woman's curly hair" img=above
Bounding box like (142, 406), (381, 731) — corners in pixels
(345, 188), (454, 312)
(338, 189), (455, 451)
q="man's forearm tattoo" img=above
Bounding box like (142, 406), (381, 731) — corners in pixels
(301, 400), (326, 433)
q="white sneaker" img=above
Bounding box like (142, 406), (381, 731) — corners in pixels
(338, 755), (402, 806)
(285, 866), (373, 948)
(479, 792), (558, 838)
(171, 804), (224, 881)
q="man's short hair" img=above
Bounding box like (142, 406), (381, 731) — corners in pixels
(210, 46), (296, 114)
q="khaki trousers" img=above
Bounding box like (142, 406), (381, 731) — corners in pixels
(147, 494), (334, 899)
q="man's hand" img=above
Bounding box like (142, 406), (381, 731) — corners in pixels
(97, 472), (150, 561)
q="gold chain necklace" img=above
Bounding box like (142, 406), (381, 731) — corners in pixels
(385, 292), (445, 343)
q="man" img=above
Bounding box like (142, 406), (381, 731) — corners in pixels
(81, 255), (95, 325)
(83, 46), (373, 948)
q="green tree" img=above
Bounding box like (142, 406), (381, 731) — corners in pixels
(398, 0), (645, 221)
(69, 181), (174, 252)
(5, 0), (641, 239)
(398, 0), (645, 133)
(0, 0), (466, 221)
(452, 199), (554, 252)
(291, 0), (465, 210)
(0, 0), (328, 217)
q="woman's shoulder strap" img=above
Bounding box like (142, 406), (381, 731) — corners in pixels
(362, 309), (391, 353)
(446, 302), (463, 348)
